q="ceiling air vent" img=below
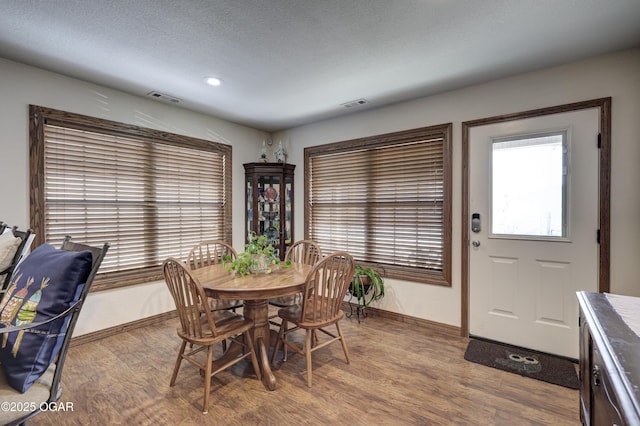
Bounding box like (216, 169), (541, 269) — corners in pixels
(146, 91), (182, 104)
(341, 98), (369, 108)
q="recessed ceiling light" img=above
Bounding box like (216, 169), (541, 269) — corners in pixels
(205, 77), (222, 87)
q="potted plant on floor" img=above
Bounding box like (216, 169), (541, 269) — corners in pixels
(347, 264), (385, 321)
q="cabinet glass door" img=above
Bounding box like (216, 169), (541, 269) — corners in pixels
(258, 175), (281, 256)
(244, 162), (295, 260)
(246, 175), (253, 236)
(284, 175), (293, 249)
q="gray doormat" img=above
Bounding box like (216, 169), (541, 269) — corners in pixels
(464, 339), (580, 389)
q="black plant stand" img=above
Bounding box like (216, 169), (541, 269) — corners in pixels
(346, 292), (367, 323)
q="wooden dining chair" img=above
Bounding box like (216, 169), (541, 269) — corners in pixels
(268, 240), (322, 328)
(162, 257), (261, 414)
(187, 240), (243, 312)
(271, 252), (355, 387)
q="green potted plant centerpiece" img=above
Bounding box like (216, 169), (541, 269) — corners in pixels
(349, 264), (385, 308)
(223, 232), (284, 275)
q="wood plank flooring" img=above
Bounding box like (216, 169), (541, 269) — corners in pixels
(32, 311), (580, 425)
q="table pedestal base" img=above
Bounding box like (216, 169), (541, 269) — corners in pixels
(243, 299), (276, 390)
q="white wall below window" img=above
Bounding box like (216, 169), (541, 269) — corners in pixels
(1, 49), (639, 336)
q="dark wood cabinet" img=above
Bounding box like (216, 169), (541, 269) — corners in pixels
(243, 162), (295, 260)
(577, 291), (640, 425)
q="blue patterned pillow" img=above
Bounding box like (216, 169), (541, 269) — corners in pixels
(0, 243), (92, 392)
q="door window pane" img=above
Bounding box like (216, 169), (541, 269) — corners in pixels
(491, 132), (567, 238)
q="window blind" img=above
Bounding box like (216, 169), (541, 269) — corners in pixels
(30, 105), (232, 291)
(305, 124), (452, 285)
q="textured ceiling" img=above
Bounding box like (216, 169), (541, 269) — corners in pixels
(0, 1), (639, 132)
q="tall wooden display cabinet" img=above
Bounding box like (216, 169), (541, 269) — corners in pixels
(243, 162), (295, 260)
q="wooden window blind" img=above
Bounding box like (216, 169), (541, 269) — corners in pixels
(29, 105), (232, 291)
(304, 124), (452, 285)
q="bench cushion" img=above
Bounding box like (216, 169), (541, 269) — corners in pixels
(0, 362), (54, 424)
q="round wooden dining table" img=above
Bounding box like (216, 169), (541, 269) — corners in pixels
(191, 262), (312, 390)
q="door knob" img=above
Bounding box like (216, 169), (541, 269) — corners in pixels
(472, 240), (481, 247)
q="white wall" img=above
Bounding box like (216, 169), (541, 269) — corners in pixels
(2, 49), (639, 335)
(273, 49), (640, 328)
(0, 57), (269, 335)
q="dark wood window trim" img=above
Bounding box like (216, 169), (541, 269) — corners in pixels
(29, 105), (233, 292)
(304, 123), (452, 286)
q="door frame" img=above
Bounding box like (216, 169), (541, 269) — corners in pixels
(461, 97), (611, 337)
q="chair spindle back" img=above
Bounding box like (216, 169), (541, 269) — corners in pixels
(285, 239), (323, 266)
(163, 258), (218, 338)
(300, 252), (354, 325)
(186, 240), (236, 270)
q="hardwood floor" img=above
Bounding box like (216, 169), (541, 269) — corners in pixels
(32, 311), (580, 425)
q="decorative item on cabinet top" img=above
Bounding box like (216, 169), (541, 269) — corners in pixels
(260, 140), (268, 163)
(275, 141), (286, 163)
